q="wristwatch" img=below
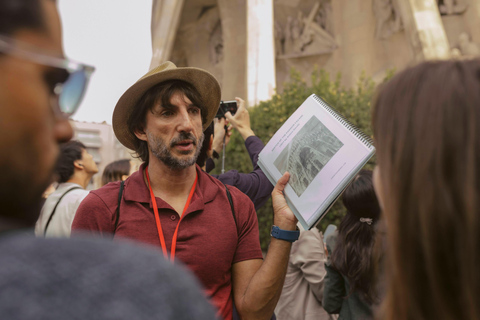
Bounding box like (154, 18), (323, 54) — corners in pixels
(212, 150), (220, 159)
(270, 225), (300, 242)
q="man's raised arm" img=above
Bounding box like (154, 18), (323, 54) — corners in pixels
(233, 172), (297, 319)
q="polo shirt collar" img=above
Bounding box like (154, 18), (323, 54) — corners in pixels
(123, 163), (220, 214)
(123, 163), (151, 204)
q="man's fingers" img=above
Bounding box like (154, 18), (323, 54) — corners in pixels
(215, 117), (226, 128)
(235, 97), (245, 109)
(274, 172), (290, 194)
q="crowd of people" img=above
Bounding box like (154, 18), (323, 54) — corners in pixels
(1, 0), (479, 319)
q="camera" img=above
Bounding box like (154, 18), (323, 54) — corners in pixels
(216, 100), (238, 118)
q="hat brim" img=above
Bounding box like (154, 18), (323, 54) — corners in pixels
(113, 67), (221, 150)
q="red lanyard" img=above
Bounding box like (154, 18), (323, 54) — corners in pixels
(145, 166), (197, 262)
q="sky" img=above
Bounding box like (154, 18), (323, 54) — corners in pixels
(58, 0), (153, 124)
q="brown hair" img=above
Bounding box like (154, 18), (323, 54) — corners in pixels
(127, 80), (207, 164)
(373, 59), (480, 320)
(331, 169), (381, 304)
(101, 159), (131, 186)
(0, 0), (46, 36)
(196, 122), (214, 168)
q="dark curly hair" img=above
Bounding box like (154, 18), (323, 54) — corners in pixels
(196, 122), (214, 168)
(55, 140), (86, 183)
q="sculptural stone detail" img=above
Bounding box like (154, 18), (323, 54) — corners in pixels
(437, 0), (468, 16)
(453, 32), (480, 56)
(372, 0), (403, 40)
(275, 1), (337, 58)
(209, 20), (224, 65)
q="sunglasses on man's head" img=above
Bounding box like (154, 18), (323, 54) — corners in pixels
(0, 35), (95, 118)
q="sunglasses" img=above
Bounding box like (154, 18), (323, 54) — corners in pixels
(0, 34), (95, 118)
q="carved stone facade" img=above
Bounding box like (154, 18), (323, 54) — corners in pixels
(438, 0), (480, 58)
(150, 0), (480, 105)
(372, 0), (403, 40)
(274, 1), (337, 58)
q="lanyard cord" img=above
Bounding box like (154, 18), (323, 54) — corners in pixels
(145, 166), (197, 262)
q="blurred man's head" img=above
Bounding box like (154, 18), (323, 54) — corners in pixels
(0, 0), (93, 228)
(55, 140), (98, 185)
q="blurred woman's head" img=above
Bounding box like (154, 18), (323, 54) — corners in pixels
(342, 169), (381, 222)
(101, 159), (132, 186)
(331, 169), (381, 304)
(373, 59), (480, 320)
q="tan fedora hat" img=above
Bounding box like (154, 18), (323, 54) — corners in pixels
(112, 61), (221, 150)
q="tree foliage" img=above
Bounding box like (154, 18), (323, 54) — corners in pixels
(213, 67), (391, 251)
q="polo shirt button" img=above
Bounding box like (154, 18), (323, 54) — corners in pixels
(170, 215), (176, 221)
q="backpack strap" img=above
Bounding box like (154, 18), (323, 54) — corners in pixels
(44, 187), (82, 234)
(222, 183), (238, 233)
(114, 180), (125, 233)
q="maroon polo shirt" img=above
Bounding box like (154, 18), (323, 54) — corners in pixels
(72, 163), (263, 320)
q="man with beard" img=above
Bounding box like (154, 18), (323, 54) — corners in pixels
(72, 61), (299, 320)
(0, 0), (218, 318)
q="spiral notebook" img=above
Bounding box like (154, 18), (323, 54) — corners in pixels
(258, 94), (375, 230)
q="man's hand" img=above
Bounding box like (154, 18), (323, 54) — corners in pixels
(271, 172), (298, 231)
(225, 97), (255, 140)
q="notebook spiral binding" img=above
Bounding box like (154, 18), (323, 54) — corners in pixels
(312, 94), (374, 149)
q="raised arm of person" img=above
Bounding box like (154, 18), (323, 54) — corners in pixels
(232, 172), (298, 319)
(210, 97), (274, 209)
(211, 117), (232, 158)
(224, 97), (255, 140)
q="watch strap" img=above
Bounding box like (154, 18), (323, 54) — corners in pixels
(270, 225), (300, 242)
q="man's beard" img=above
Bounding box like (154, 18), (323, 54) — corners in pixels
(0, 137), (56, 230)
(148, 131), (204, 170)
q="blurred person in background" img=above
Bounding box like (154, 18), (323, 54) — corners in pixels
(323, 170), (381, 320)
(373, 59), (480, 320)
(0, 0), (217, 318)
(101, 158), (138, 186)
(35, 140), (98, 237)
(197, 97), (274, 210)
(42, 183), (57, 199)
(275, 226), (334, 320)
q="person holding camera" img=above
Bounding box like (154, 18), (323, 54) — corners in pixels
(197, 97), (274, 210)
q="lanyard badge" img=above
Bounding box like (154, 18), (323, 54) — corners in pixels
(145, 166), (197, 262)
